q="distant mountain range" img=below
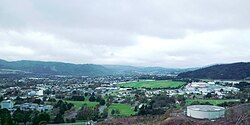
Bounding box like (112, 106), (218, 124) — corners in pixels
(0, 59), (192, 76)
(178, 62), (250, 80)
(1, 59), (249, 79)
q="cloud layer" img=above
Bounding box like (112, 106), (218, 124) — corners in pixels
(0, 0), (250, 67)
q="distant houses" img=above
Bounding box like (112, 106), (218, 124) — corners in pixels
(17, 103), (53, 112)
(0, 100), (52, 112)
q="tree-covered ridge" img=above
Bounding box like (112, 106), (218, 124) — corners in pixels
(178, 62), (250, 79)
(0, 59), (190, 76)
(0, 60), (114, 76)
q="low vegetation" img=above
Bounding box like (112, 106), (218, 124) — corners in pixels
(186, 99), (240, 106)
(109, 103), (136, 117)
(65, 100), (99, 109)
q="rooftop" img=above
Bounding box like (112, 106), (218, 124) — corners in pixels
(1, 100), (12, 103)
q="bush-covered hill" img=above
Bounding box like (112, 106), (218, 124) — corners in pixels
(0, 59), (190, 76)
(178, 62), (250, 80)
(0, 59), (113, 76)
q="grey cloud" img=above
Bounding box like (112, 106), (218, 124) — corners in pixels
(0, 0), (250, 67)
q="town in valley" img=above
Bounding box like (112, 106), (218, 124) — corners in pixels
(0, 62), (249, 125)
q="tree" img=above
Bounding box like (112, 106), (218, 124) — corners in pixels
(31, 111), (50, 125)
(101, 108), (108, 119)
(89, 95), (96, 102)
(99, 99), (106, 106)
(77, 106), (94, 120)
(13, 108), (27, 124)
(176, 95), (185, 101)
(48, 98), (56, 102)
(53, 114), (64, 123)
(44, 89), (52, 95)
(54, 100), (73, 114)
(0, 109), (13, 125)
(151, 95), (175, 108)
(106, 102), (111, 107)
(205, 92), (212, 98)
(72, 90), (78, 95)
(42, 96), (48, 102)
(14, 96), (23, 104)
(110, 109), (120, 116)
(92, 107), (100, 121)
(220, 89), (224, 92)
(33, 98), (43, 104)
(111, 109), (116, 115)
(138, 105), (147, 115)
(134, 106), (138, 112)
(52, 100), (74, 123)
(0, 96), (4, 102)
(96, 95), (102, 102)
(71, 96), (85, 101)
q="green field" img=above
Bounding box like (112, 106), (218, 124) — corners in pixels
(186, 99), (240, 106)
(65, 100), (99, 109)
(119, 80), (185, 89)
(108, 103), (136, 117)
(65, 100), (135, 117)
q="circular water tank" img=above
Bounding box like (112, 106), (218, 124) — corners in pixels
(187, 105), (225, 119)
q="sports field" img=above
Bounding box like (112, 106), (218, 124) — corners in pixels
(119, 80), (185, 89)
(186, 99), (240, 106)
(66, 100), (135, 117)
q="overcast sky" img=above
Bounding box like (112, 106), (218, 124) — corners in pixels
(0, 0), (250, 68)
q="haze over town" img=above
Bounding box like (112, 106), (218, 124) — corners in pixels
(1, 0), (250, 68)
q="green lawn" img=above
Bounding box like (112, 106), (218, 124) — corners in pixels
(186, 99), (240, 106)
(65, 100), (135, 117)
(65, 100), (99, 109)
(119, 80), (185, 89)
(109, 103), (136, 117)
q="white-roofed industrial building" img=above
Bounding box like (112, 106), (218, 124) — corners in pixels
(187, 105), (225, 119)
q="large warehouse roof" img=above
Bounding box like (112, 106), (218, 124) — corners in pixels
(187, 105), (225, 112)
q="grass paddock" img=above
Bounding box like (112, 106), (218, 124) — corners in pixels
(119, 80), (185, 89)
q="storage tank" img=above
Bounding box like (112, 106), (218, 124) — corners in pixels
(187, 105), (225, 119)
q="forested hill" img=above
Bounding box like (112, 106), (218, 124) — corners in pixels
(0, 59), (190, 76)
(0, 59), (112, 76)
(178, 62), (250, 80)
